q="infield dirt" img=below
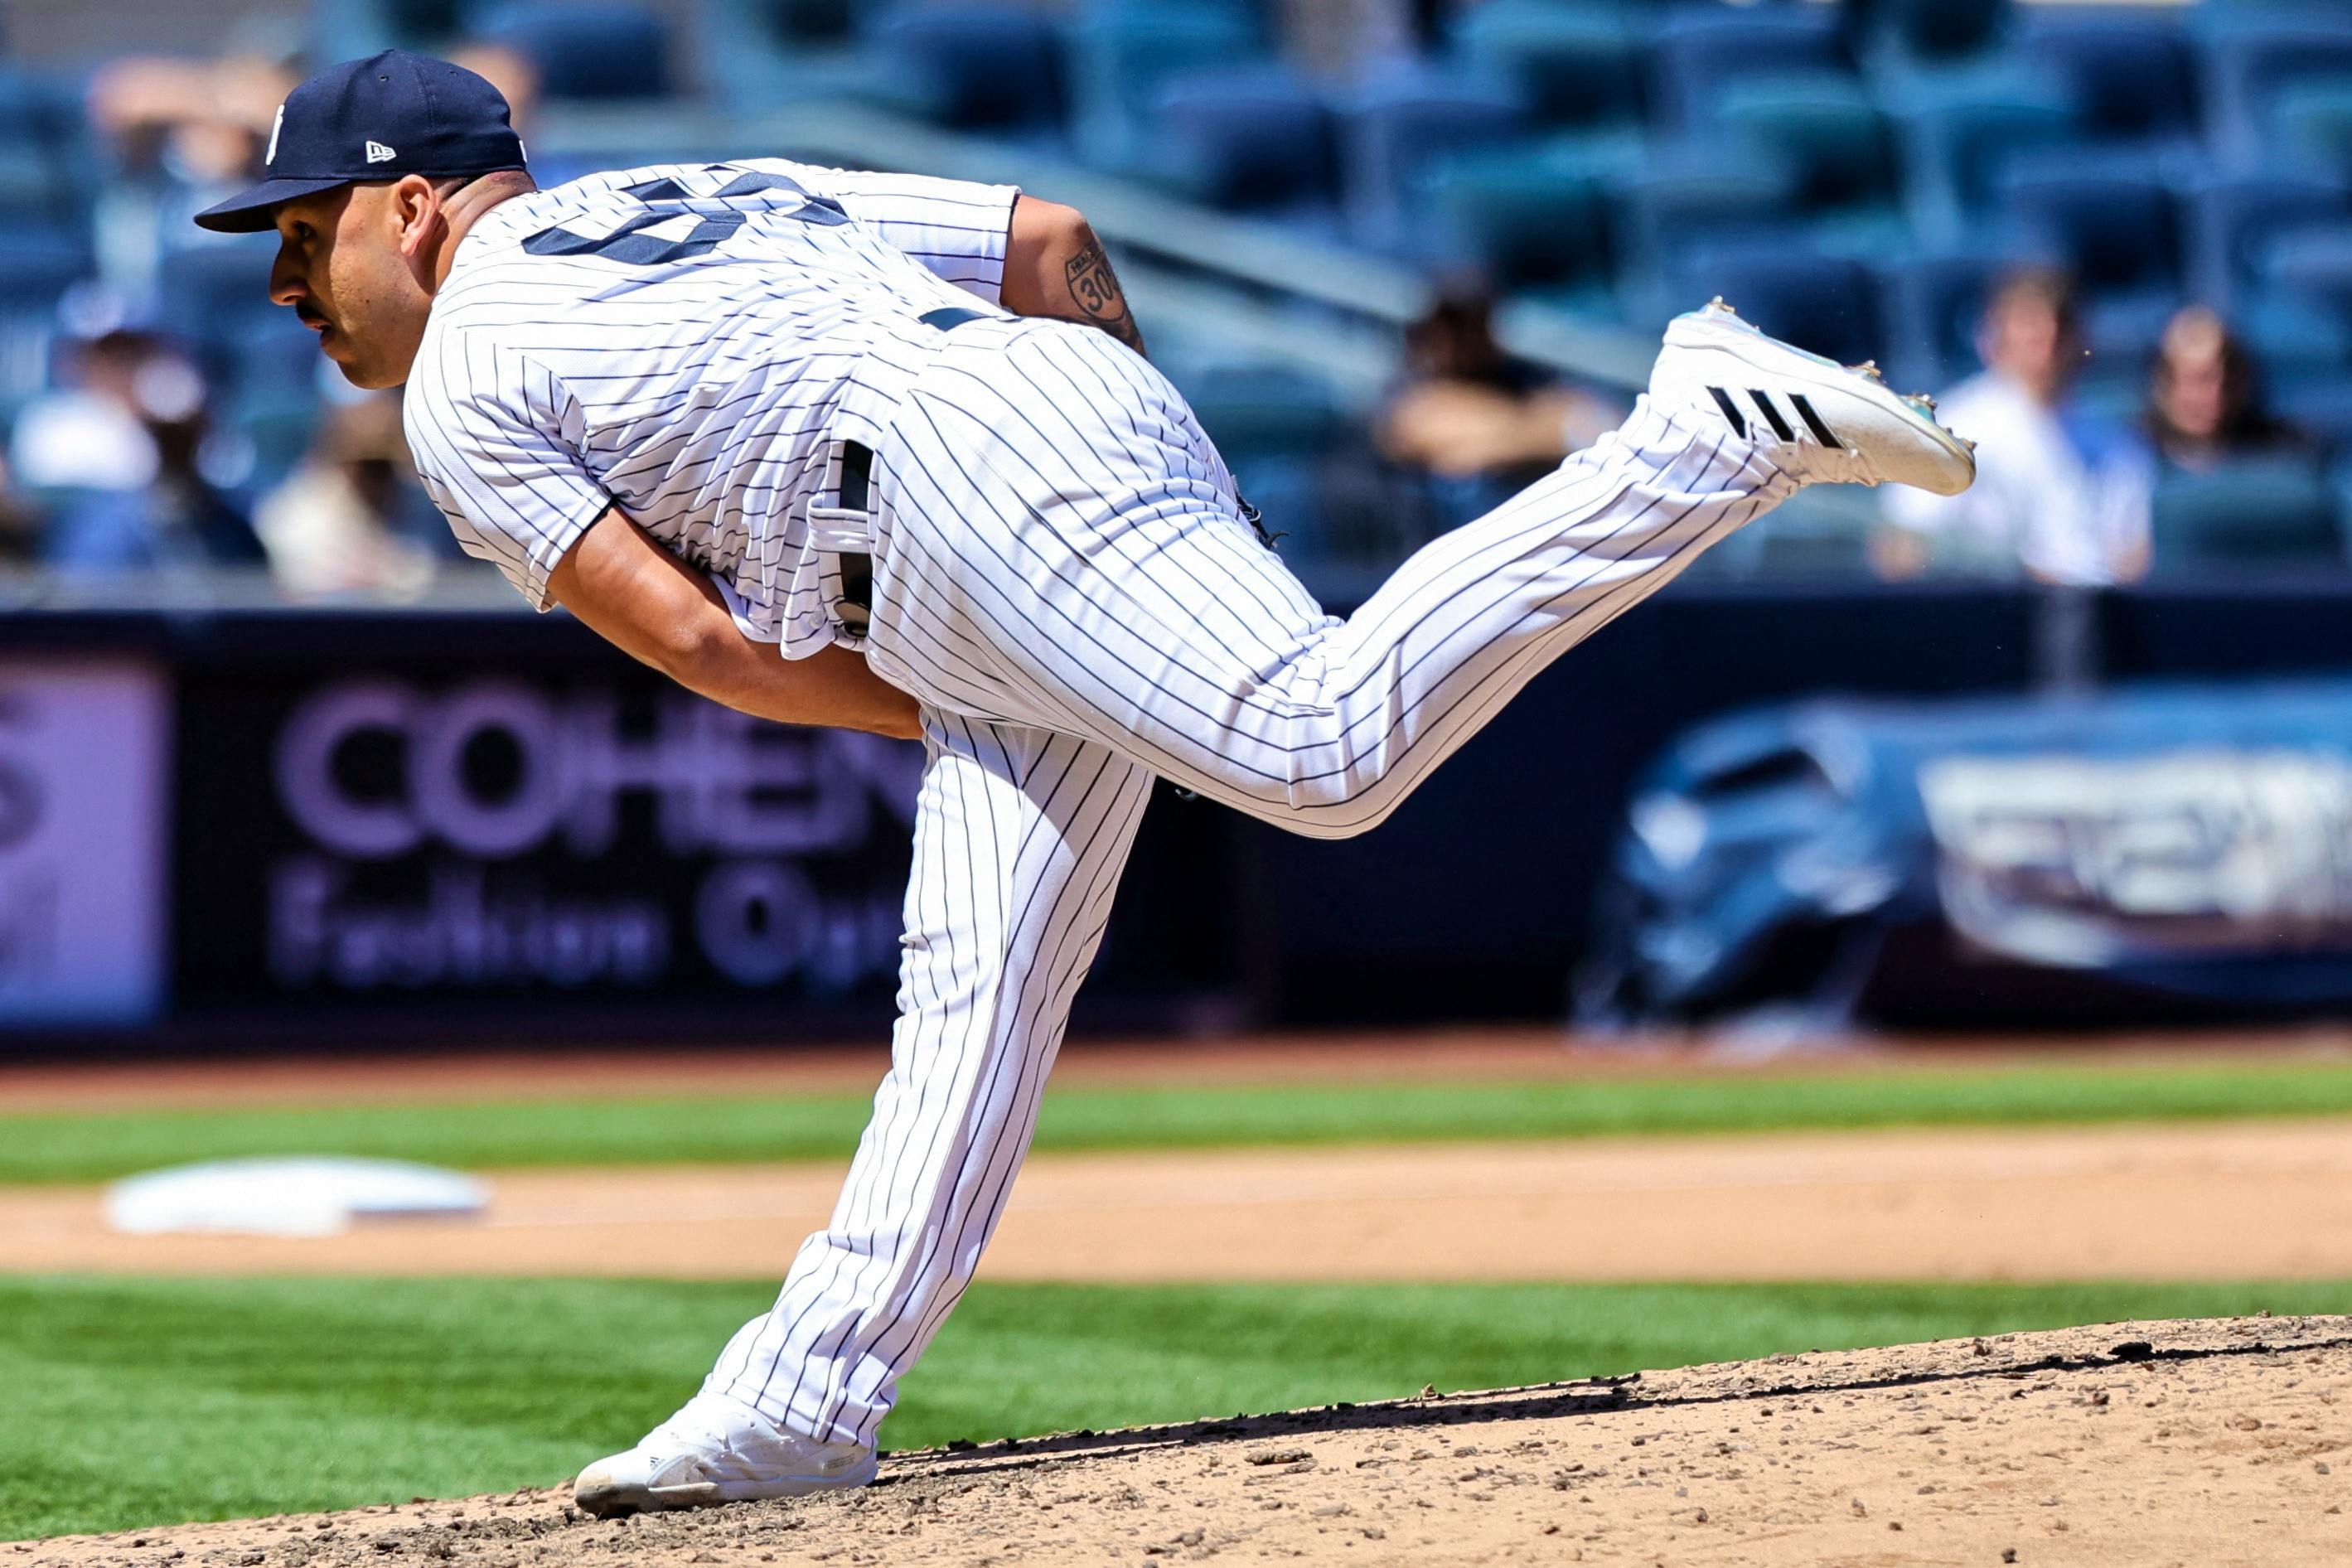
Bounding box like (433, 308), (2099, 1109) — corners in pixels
(12, 1119), (2352, 1282)
(26, 1317), (2352, 1566)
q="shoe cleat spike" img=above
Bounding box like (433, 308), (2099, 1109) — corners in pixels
(1704, 296), (1739, 317)
(1851, 359), (1883, 381)
(1903, 392), (1938, 414)
(1962, 437), (1977, 453)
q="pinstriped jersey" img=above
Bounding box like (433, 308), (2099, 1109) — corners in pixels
(402, 157), (1019, 654)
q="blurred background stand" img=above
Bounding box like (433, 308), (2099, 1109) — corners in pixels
(3, 0), (2352, 1046)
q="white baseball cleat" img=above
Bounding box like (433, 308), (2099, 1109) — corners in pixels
(1648, 298), (1977, 495)
(572, 1391), (878, 1517)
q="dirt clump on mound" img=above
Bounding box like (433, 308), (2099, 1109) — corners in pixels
(28, 1317), (2352, 1567)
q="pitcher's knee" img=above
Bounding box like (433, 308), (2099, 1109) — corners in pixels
(1275, 777), (1406, 840)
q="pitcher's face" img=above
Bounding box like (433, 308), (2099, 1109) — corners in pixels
(267, 182), (433, 390)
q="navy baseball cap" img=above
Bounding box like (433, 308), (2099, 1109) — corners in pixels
(193, 50), (527, 234)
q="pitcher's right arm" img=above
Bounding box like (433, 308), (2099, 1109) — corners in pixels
(547, 507), (922, 740)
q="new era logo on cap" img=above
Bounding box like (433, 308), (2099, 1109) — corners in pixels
(192, 49), (527, 233)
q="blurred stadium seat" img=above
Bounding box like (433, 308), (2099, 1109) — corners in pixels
(1185, 360), (1346, 462)
(2019, 7), (2202, 149)
(310, 0), (480, 57)
(1890, 81), (2079, 246)
(1866, 0), (2012, 72)
(2233, 293), (2352, 387)
(0, 67), (87, 158)
(154, 238), (283, 372)
(0, 228), (89, 306)
(1067, 4), (1262, 174)
(477, 2), (672, 100)
(1420, 143), (1617, 308)
(1648, 7), (1853, 133)
(2151, 459), (2344, 570)
(1607, 155), (1800, 323)
(1452, 2), (1645, 133)
(2201, 12), (2352, 167)
(1712, 74), (1903, 234)
(728, 0), (855, 50)
(0, 229), (87, 422)
(1148, 68), (1340, 224)
(2280, 380), (2352, 452)
(1667, 244), (1882, 368)
(2275, 79), (2352, 173)
(874, 7), (1067, 143)
(2264, 227), (2352, 318)
(1339, 62), (1526, 254)
(1996, 152), (2181, 299)
(2185, 172), (2352, 316)
(699, 0), (870, 110)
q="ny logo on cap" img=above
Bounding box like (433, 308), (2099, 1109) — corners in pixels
(265, 104), (284, 167)
(365, 140), (398, 164)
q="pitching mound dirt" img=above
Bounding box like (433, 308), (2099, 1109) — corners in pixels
(27, 1317), (2352, 1566)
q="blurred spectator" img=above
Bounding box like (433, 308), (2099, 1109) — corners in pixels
(1379, 286), (1621, 502)
(12, 328), (168, 491)
(2143, 306), (2307, 476)
(34, 331), (263, 573)
(86, 50), (299, 307)
(87, 53), (290, 190)
(255, 392), (449, 599)
(1877, 269), (2152, 587)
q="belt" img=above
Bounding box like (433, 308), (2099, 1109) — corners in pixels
(835, 439), (875, 631)
(826, 307), (987, 633)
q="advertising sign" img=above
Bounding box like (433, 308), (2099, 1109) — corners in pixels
(1588, 678), (2352, 1028)
(1920, 748), (2352, 969)
(0, 659), (169, 1024)
(175, 661), (925, 1009)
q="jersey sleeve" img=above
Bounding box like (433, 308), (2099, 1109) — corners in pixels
(743, 158), (1020, 304)
(404, 334), (611, 612)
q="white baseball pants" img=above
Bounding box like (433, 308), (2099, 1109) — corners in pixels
(705, 320), (1794, 1445)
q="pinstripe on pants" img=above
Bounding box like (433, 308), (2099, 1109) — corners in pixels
(709, 317), (1796, 1444)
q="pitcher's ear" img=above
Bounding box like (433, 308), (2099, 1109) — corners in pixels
(390, 174), (443, 259)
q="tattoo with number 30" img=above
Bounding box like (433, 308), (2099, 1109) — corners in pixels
(1062, 238), (1146, 356)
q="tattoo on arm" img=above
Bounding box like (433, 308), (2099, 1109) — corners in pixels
(1061, 232), (1147, 356)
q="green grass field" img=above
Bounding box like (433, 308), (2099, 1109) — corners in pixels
(12, 1054), (2352, 1541)
(11, 1273), (2352, 1543)
(11, 1056), (2352, 1183)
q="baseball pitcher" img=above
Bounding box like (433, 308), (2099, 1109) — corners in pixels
(197, 51), (1973, 1515)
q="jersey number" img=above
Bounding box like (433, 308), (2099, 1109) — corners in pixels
(522, 170), (849, 266)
